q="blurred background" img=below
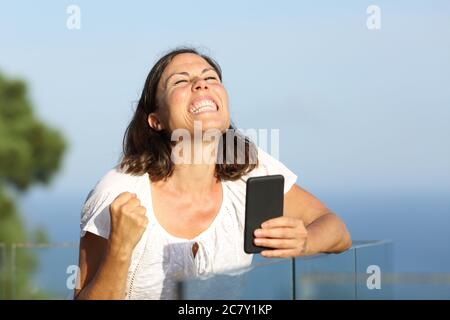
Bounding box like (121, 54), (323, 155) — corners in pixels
(0, 0), (449, 299)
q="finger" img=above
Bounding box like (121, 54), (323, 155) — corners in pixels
(261, 249), (296, 258)
(254, 227), (296, 239)
(122, 202), (143, 213)
(138, 215), (149, 227)
(261, 216), (300, 229)
(126, 197), (141, 208)
(253, 237), (297, 249)
(113, 192), (137, 207)
(134, 206), (147, 216)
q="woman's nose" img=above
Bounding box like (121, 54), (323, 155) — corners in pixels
(193, 78), (208, 91)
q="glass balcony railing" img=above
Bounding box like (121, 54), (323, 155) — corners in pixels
(0, 242), (79, 299)
(0, 240), (425, 300)
(0, 243), (6, 299)
(178, 240), (393, 300)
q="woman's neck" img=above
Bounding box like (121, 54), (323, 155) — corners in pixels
(169, 163), (218, 194)
(156, 139), (220, 195)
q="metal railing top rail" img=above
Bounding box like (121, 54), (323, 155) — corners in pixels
(9, 242), (78, 249)
(0, 240), (389, 248)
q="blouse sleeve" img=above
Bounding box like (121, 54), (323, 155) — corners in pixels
(224, 147), (299, 227)
(80, 186), (115, 239)
(249, 147), (298, 194)
(80, 167), (144, 239)
(237, 147), (297, 194)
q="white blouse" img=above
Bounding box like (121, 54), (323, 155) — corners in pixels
(80, 148), (297, 299)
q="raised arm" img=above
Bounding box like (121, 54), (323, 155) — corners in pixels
(75, 192), (148, 299)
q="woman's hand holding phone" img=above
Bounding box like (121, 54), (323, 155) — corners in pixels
(253, 216), (308, 258)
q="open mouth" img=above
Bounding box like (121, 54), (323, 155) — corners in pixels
(188, 97), (219, 115)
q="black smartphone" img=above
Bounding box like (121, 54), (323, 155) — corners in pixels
(244, 174), (284, 254)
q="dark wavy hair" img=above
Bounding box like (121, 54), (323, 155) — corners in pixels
(119, 47), (258, 181)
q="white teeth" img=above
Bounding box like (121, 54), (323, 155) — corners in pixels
(191, 105), (216, 114)
(189, 99), (218, 114)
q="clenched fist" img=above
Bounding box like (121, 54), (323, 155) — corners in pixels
(108, 192), (148, 257)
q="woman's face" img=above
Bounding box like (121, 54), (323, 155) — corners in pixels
(152, 53), (230, 134)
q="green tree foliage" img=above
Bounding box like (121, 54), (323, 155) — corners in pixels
(0, 72), (66, 299)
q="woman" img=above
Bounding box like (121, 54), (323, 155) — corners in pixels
(75, 47), (352, 300)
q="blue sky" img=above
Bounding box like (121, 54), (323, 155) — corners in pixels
(1, 1), (450, 244)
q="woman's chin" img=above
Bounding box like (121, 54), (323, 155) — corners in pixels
(188, 118), (229, 133)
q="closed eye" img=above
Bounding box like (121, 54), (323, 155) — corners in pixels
(174, 79), (188, 85)
(174, 76), (218, 86)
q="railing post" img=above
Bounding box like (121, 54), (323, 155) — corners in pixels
(291, 258), (296, 300)
(354, 246), (358, 300)
(10, 243), (16, 299)
(0, 243), (5, 299)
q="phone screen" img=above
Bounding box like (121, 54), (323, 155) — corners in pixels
(244, 174), (284, 254)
